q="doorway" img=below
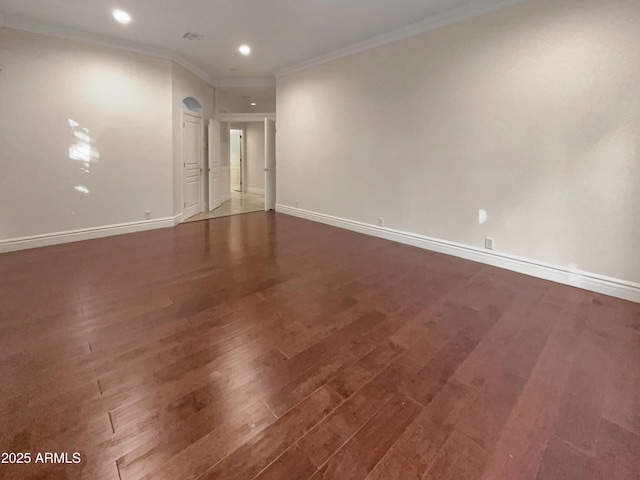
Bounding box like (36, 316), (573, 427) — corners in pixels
(230, 128), (243, 192)
(183, 118), (275, 223)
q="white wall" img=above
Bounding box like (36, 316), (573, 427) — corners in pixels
(0, 27), (173, 240)
(245, 122), (265, 192)
(276, 0), (640, 285)
(171, 62), (214, 215)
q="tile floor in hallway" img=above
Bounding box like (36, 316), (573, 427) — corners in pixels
(185, 191), (265, 222)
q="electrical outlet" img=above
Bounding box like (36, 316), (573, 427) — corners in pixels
(378, 217), (384, 227)
(485, 237), (494, 250)
(295, 201), (299, 208)
(145, 211), (151, 220)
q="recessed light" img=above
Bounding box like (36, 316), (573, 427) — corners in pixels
(239, 45), (251, 55)
(113, 9), (132, 24)
(250, 102), (257, 106)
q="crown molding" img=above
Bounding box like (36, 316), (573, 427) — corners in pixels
(275, 0), (526, 78)
(1, 0), (526, 86)
(214, 113), (276, 122)
(0, 13), (216, 87)
(213, 77), (276, 88)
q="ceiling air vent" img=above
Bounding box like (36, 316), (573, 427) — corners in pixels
(182, 32), (204, 41)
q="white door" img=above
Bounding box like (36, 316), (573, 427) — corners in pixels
(183, 112), (203, 219)
(264, 119), (276, 211)
(230, 129), (242, 192)
(208, 119), (221, 211)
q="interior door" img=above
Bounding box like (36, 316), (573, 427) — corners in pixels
(208, 119), (221, 211)
(182, 112), (203, 219)
(264, 118), (276, 211)
(230, 129), (242, 192)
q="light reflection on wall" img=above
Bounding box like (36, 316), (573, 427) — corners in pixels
(68, 119), (100, 195)
(478, 209), (488, 225)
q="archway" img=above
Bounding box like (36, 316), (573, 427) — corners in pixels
(182, 96), (202, 113)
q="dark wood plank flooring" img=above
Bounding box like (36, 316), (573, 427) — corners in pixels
(0, 212), (638, 480)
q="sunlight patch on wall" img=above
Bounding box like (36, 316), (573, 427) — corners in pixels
(68, 119), (100, 163)
(479, 209), (488, 225)
(69, 119), (100, 196)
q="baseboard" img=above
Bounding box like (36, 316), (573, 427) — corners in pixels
(247, 187), (265, 195)
(0, 215), (181, 254)
(275, 204), (640, 303)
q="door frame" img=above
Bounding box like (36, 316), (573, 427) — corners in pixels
(181, 109), (204, 219)
(264, 118), (276, 211)
(213, 114), (276, 212)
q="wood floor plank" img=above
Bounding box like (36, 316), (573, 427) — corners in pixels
(297, 369), (398, 468)
(251, 444), (318, 480)
(312, 394), (422, 480)
(196, 385), (343, 480)
(115, 399), (274, 480)
(328, 340), (404, 398)
(365, 380), (476, 480)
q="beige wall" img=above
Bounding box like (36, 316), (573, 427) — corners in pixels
(0, 27), (173, 240)
(276, 0), (640, 284)
(171, 62), (215, 215)
(245, 122), (266, 192)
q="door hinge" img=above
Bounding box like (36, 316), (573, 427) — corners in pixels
(183, 162), (185, 168)
(183, 122), (185, 128)
(184, 202), (186, 208)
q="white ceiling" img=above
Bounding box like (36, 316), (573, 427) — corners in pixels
(0, 0), (515, 84)
(217, 87), (276, 113)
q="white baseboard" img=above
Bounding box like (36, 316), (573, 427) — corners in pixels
(247, 187), (265, 195)
(275, 204), (640, 303)
(0, 215), (181, 254)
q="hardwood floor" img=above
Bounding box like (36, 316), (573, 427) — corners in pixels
(0, 212), (638, 480)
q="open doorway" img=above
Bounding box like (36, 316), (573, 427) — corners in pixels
(230, 128), (243, 192)
(184, 119), (271, 222)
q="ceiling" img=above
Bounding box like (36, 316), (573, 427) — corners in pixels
(0, 0), (511, 84)
(217, 87), (276, 113)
